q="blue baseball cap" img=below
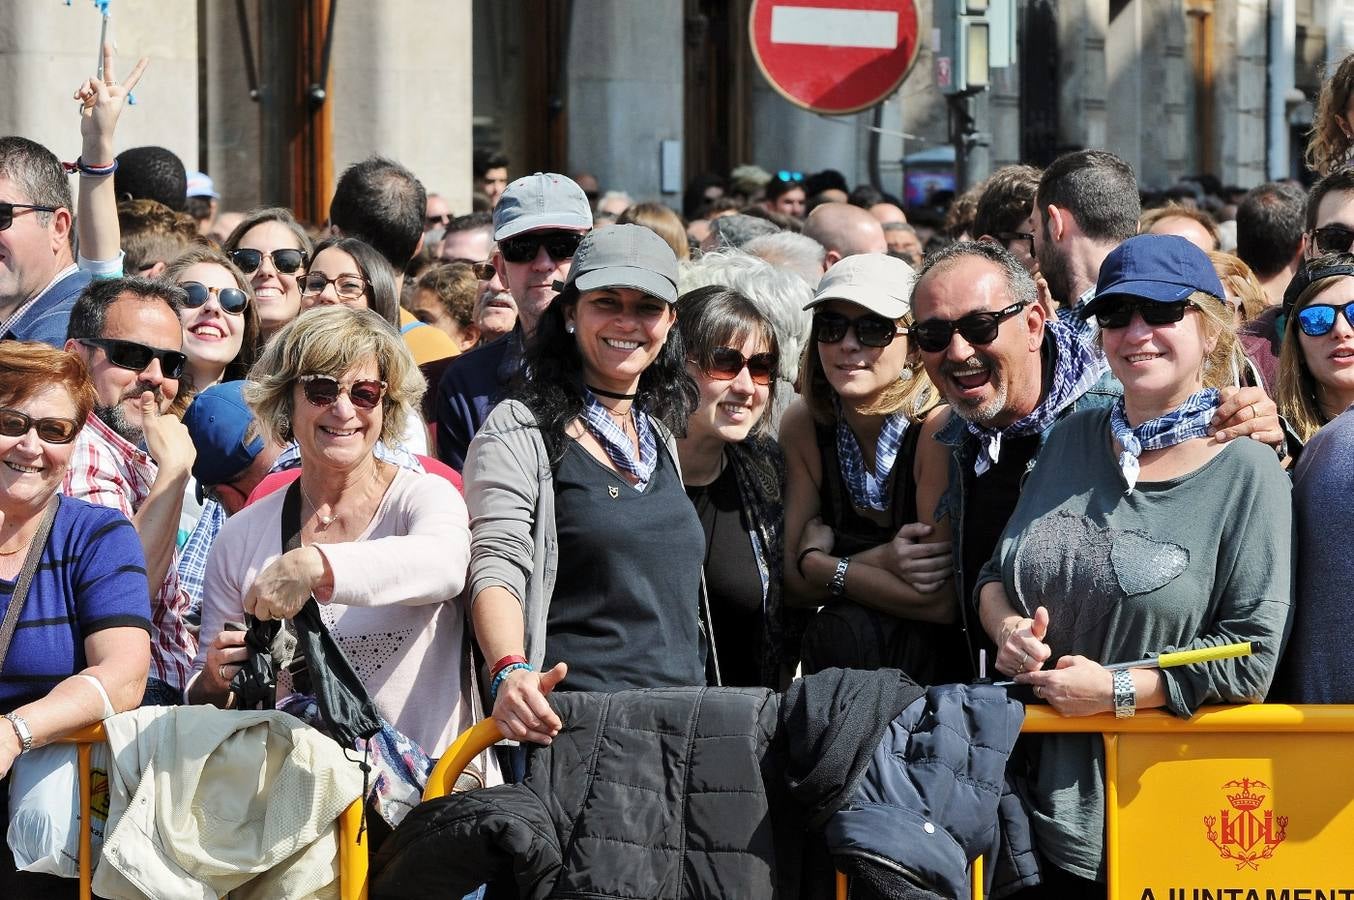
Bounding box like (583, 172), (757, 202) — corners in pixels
(1084, 234), (1226, 318)
(183, 381), (264, 487)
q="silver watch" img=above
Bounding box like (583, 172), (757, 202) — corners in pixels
(828, 556), (851, 598)
(3, 712), (33, 754)
(1112, 670), (1136, 719)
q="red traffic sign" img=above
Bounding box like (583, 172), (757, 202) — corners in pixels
(749, 0), (922, 115)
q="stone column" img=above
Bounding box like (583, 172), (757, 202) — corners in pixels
(1056, 0), (1109, 153)
(1212, 0), (1268, 187)
(1107, 0), (1188, 189)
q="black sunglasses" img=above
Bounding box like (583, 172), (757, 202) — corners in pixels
(812, 311), (904, 348)
(0, 407), (81, 444)
(498, 232), (585, 264)
(701, 347), (777, 386)
(912, 301), (1028, 353)
(0, 202), (59, 232)
(78, 338), (187, 379)
(1295, 301), (1354, 337)
(298, 374), (387, 410)
(425, 213), (451, 227)
(1311, 224), (1354, 256)
(996, 231), (1036, 257)
(444, 257), (497, 281)
(1093, 297), (1197, 330)
(181, 281), (249, 315)
(228, 247), (308, 275)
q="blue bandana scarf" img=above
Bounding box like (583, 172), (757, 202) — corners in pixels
(580, 389), (659, 490)
(966, 319), (1108, 475)
(836, 408), (910, 511)
(1109, 388), (1220, 491)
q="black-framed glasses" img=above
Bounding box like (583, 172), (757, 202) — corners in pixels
(444, 258), (497, 281)
(700, 347), (777, 386)
(996, 231), (1036, 257)
(0, 202), (59, 232)
(812, 311), (905, 349)
(300, 272), (369, 301)
(181, 281), (249, 314)
(911, 301), (1028, 353)
(298, 374), (387, 410)
(77, 338), (187, 379)
(1093, 298), (1197, 330)
(1295, 301), (1354, 337)
(1311, 224), (1354, 255)
(228, 247), (308, 275)
(0, 407), (81, 444)
(498, 231), (584, 264)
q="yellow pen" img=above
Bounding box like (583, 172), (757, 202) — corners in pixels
(991, 641), (1256, 687)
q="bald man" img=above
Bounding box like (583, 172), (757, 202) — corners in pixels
(869, 202), (908, 227)
(802, 202), (889, 271)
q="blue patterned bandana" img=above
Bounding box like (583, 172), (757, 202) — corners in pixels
(1109, 388), (1220, 491)
(580, 389), (659, 490)
(836, 408), (910, 511)
(966, 319), (1109, 475)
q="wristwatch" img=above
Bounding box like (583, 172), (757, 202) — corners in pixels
(3, 712), (33, 754)
(828, 556), (851, 598)
(1112, 670), (1137, 719)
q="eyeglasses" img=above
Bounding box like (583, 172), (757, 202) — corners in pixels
(425, 213), (451, 227)
(1093, 298), (1197, 329)
(228, 247), (308, 275)
(0, 407), (81, 444)
(300, 272), (369, 301)
(298, 374), (387, 410)
(996, 231), (1036, 257)
(181, 281), (249, 315)
(498, 231), (585, 264)
(445, 258), (497, 281)
(0, 202), (59, 232)
(911, 301), (1028, 353)
(1295, 301), (1354, 337)
(77, 338), (187, 379)
(1310, 224), (1354, 255)
(700, 347), (777, 386)
(812, 311), (905, 348)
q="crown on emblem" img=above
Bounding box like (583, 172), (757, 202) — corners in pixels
(1223, 778), (1269, 811)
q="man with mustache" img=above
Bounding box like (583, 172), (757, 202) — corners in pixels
(63, 277), (198, 705)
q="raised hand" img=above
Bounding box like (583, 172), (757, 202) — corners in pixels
(73, 43), (148, 163)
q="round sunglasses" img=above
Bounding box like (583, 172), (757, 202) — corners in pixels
(1093, 298), (1197, 330)
(911, 301), (1027, 353)
(0, 407), (81, 444)
(228, 247), (308, 275)
(1295, 300), (1354, 337)
(180, 281), (249, 315)
(298, 374), (387, 410)
(699, 347), (777, 386)
(812, 311), (905, 348)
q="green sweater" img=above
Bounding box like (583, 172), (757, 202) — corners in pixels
(977, 407), (1293, 880)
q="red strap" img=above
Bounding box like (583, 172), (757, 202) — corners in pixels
(489, 654), (528, 678)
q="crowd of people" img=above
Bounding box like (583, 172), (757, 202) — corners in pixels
(0, 42), (1352, 899)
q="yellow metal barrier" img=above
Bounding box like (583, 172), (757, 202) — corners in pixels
(56, 723), (369, 900)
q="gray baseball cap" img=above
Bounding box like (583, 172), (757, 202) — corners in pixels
(804, 253), (916, 319)
(493, 172), (593, 241)
(557, 224), (679, 304)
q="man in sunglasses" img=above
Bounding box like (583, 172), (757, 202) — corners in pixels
(62, 277), (199, 705)
(434, 172), (592, 470)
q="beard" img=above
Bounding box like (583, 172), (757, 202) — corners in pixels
(937, 351), (1012, 427)
(94, 383), (164, 446)
(1037, 228), (1075, 309)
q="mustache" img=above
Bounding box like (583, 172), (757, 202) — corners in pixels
(118, 383), (165, 404)
(938, 354), (992, 376)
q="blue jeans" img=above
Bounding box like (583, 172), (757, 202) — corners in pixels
(139, 676), (183, 706)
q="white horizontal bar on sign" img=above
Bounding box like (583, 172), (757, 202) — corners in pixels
(769, 6), (899, 49)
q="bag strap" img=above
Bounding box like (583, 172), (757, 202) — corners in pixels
(281, 479), (304, 553)
(0, 495), (60, 673)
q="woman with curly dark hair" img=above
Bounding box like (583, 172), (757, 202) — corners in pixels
(1306, 51), (1354, 177)
(463, 225), (705, 745)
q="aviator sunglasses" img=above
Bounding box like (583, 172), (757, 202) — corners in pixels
(0, 202), (59, 231)
(911, 301), (1028, 353)
(77, 338), (188, 379)
(498, 232), (585, 264)
(227, 247), (308, 275)
(1093, 297), (1197, 330)
(0, 407), (81, 444)
(700, 347), (777, 386)
(1294, 300), (1354, 337)
(181, 281), (249, 314)
(298, 374), (387, 410)
(812, 311), (905, 348)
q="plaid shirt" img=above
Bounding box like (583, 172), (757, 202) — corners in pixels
(177, 497), (225, 622)
(63, 414), (197, 691)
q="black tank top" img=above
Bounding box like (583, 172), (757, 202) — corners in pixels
(814, 418), (922, 557)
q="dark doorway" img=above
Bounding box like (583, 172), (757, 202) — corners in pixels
(683, 0), (753, 189)
(1019, 0), (1061, 167)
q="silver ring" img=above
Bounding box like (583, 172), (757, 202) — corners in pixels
(1018, 650), (1029, 668)
(219, 664), (228, 681)
(1034, 685), (1043, 698)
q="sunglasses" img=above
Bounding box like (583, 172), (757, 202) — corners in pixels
(812, 311), (905, 349)
(911, 301), (1028, 353)
(78, 338), (187, 379)
(181, 281), (249, 314)
(701, 347), (777, 386)
(498, 231), (585, 264)
(228, 247), (308, 275)
(0, 202), (60, 231)
(1093, 298), (1196, 330)
(425, 214), (451, 227)
(300, 272), (369, 301)
(0, 407), (81, 444)
(776, 170), (804, 183)
(1310, 224), (1354, 255)
(996, 231), (1036, 257)
(298, 374), (387, 410)
(1295, 300), (1354, 337)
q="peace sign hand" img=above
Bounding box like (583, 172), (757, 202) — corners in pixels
(73, 42), (148, 162)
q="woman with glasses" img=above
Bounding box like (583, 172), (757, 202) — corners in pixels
(464, 225), (704, 747)
(979, 235), (1290, 893)
(0, 343), (151, 897)
(300, 236), (401, 327)
(781, 254), (966, 684)
(675, 285), (808, 689)
(223, 208), (314, 341)
(159, 246), (261, 394)
(1275, 254), (1354, 451)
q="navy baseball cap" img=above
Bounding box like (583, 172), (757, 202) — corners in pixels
(1084, 234), (1227, 318)
(183, 381), (264, 487)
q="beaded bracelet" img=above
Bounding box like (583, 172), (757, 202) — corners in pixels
(489, 662), (533, 704)
(489, 654), (528, 680)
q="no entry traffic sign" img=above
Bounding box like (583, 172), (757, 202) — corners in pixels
(749, 0), (922, 115)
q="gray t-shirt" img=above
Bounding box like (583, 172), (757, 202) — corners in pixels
(978, 407), (1293, 880)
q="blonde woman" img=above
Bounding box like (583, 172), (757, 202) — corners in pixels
(1275, 253), (1354, 449)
